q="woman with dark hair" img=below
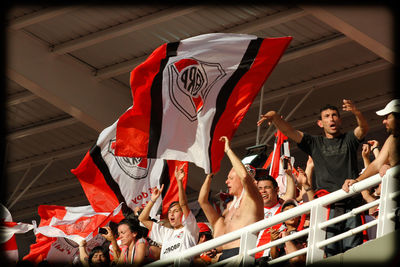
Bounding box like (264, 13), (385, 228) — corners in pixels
(79, 240), (110, 267)
(103, 218), (149, 266)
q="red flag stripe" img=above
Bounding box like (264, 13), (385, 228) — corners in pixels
(209, 38), (291, 172)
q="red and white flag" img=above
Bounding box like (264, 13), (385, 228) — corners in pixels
(263, 130), (298, 195)
(32, 203), (122, 244)
(1, 204), (34, 262)
(114, 33), (292, 173)
(23, 204), (120, 264)
(71, 116), (188, 218)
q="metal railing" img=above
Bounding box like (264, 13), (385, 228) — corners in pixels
(145, 165), (399, 266)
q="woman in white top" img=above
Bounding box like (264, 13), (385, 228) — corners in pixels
(139, 163), (199, 260)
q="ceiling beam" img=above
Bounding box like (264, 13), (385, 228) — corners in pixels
(6, 91), (38, 107)
(232, 93), (392, 148)
(251, 59), (391, 111)
(94, 7), (308, 81)
(51, 6), (201, 55)
(226, 7), (306, 33)
(7, 116), (78, 141)
(279, 34), (350, 64)
(7, 141), (93, 173)
(9, 177), (81, 202)
(302, 5), (394, 63)
(8, 6), (79, 30)
(7, 29), (131, 132)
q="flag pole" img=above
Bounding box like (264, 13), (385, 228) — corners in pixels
(256, 85), (265, 145)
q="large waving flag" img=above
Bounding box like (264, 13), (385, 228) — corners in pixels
(1, 204), (34, 262)
(71, 115), (187, 218)
(114, 33), (292, 173)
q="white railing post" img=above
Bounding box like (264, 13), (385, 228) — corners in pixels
(239, 231), (257, 266)
(376, 166), (400, 238)
(174, 257), (190, 267)
(306, 203), (327, 264)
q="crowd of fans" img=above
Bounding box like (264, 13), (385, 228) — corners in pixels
(12, 99), (400, 266)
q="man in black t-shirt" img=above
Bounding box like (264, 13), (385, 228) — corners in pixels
(257, 99), (369, 257)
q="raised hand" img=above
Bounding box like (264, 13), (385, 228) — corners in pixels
(257, 111), (276, 126)
(368, 140), (379, 150)
(102, 226), (115, 242)
(342, 99), (358, 114)
(296, 167), (308, 186)
(175, 163), (186, 182)
(219, 136), (231, 153)
(151, 184), (164, 202)
(361, 143), (371, 158)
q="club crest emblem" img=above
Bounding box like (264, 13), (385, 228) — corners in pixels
(108, 139), (150, 180)
(168, 58), (226, 121)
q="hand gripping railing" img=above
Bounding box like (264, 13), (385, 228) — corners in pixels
(144, 166), (399, 266)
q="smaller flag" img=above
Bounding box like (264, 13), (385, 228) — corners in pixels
(33, 203), (122, 244)
(1, 204), (34, 262)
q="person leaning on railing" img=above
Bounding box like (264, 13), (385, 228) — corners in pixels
(343, 99), (400, 191)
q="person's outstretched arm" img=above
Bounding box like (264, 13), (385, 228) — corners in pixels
(342, 135), (392, 192)
(139, 184), (164, 230)
(281, 157), (296, 201)
(79, 240), (89, 267)
(220, 136), (263, 210)
(198, 174), (221, 227)
(342, 99), (369, 140)
(257, 111), (304, 143)
(175, 163), (190, 218)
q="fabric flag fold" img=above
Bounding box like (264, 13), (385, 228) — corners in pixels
(71, 113), (187, 218)
(1, 204), (34, 262)
(32, 203), (122, 244)
(115, 33), (292, 173)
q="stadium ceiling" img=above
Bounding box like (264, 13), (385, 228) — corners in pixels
(4, 3), (396, 241)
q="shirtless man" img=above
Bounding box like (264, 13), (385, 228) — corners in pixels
(342, 99), (400, 192)
(198, 136), (264, 262)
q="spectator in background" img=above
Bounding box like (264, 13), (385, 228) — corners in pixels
(343, 99), (400, 191)
(192, 222), (218, 266)
(270, 199), (307, 266)
(255, 158), (297, 262)
(79, 241), (110, 267)
(139, 163), (199, 261)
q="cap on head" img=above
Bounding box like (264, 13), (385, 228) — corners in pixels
(197, 222), (211, 233)
(376, 99), (400, 116)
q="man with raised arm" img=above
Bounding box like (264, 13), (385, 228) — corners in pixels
(257, 99), (369, 257)
(343, 99), (400, 192)
(198, 136), (264, 262)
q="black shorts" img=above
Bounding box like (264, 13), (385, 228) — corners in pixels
(218, 247), (240, 262)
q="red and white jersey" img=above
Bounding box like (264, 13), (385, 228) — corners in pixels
(149, 211), (199, 260)
(255, 202), (285, 259)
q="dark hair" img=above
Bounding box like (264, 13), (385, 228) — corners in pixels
(88, 246), (110, 265)
(199, 231), (213, 242)
(256, 174), (278, 189)
(319, 104), (340, 119)
(118, 218), (144, 239)
(168, 201), (181, 212)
